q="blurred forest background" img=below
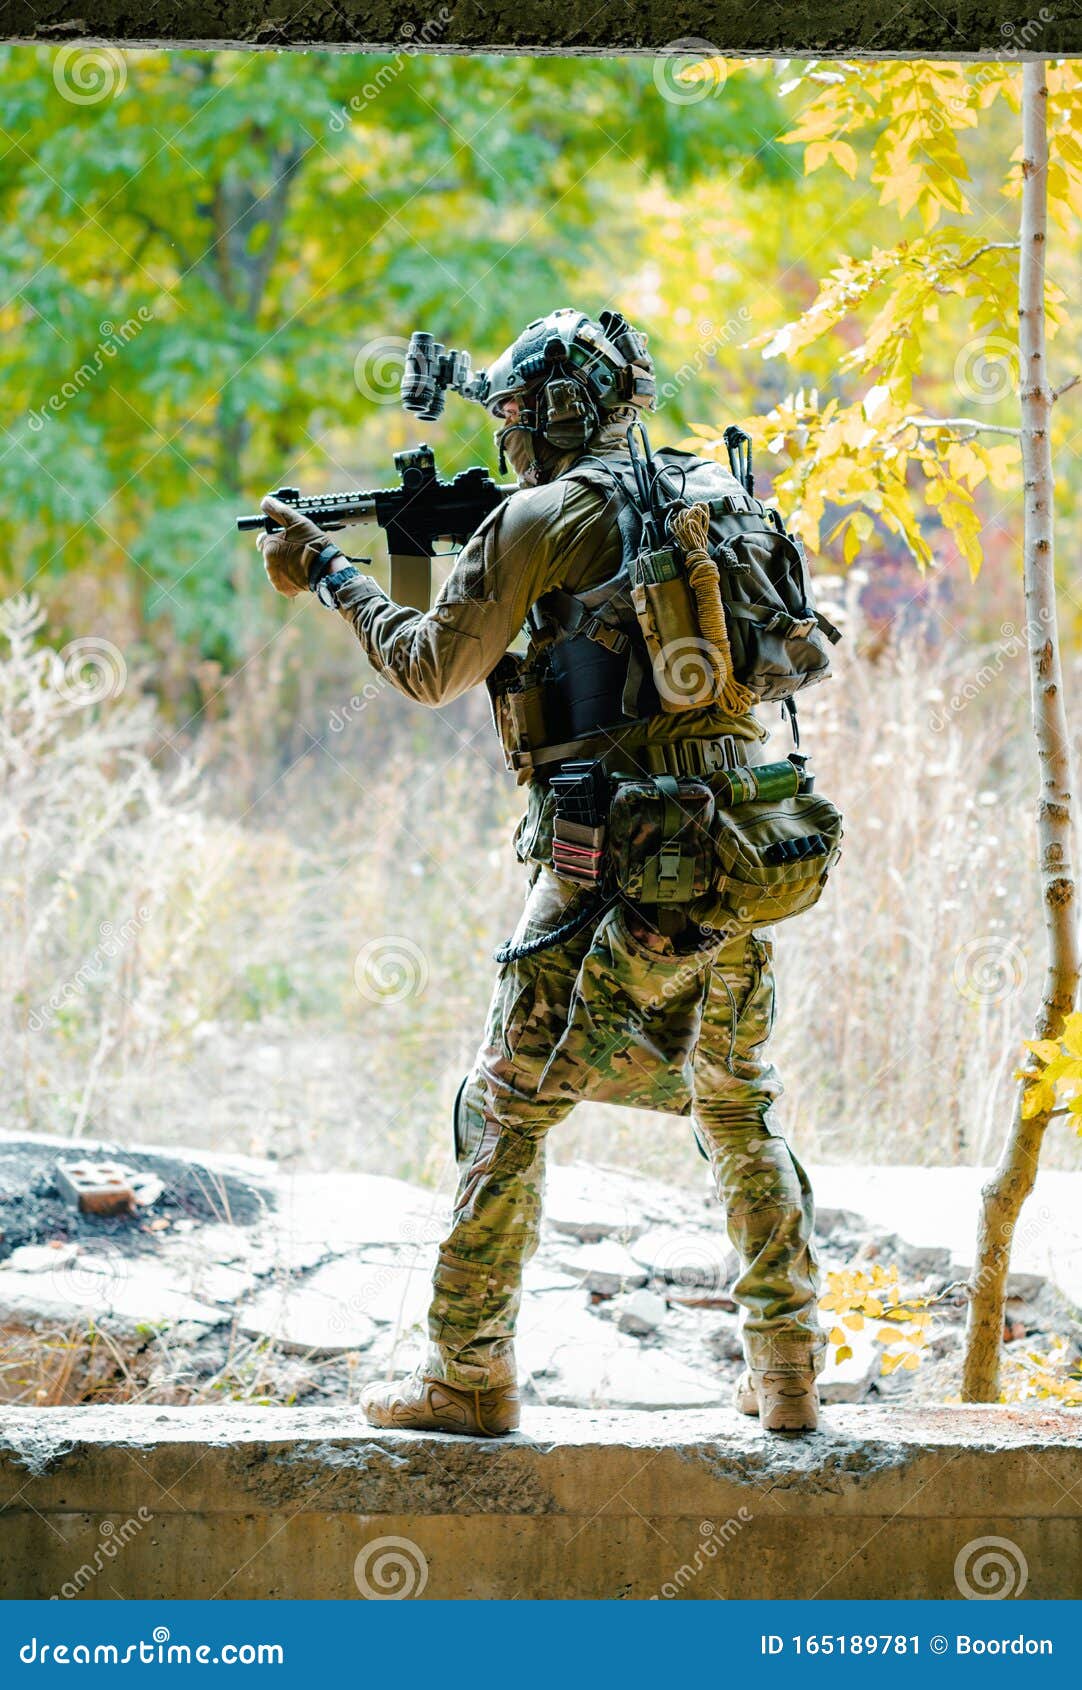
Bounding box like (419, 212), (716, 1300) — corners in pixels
(2, 47), (1080, 1185)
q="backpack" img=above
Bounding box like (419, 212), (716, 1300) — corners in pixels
(568, 424), (841, 720)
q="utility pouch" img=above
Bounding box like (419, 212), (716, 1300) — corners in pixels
(485, 652), (550, 778)
(689, 789), (844, 937)
(608, 776), (716, 904)
(630, 547), (714, 714)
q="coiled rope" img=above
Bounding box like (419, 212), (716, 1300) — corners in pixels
(670, 502), (757, 716)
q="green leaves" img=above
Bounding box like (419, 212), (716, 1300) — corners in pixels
(1, 47), (787, 660)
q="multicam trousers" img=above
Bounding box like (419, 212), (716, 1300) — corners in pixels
(428, 866), (824, 1390)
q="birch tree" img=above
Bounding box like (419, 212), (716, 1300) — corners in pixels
(962, 61), (1080, 1401)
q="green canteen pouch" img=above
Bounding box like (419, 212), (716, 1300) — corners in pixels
(608, 776), (716, 904)
(690, 789), (844, 935)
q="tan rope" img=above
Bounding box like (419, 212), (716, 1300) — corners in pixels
(670, 502), (757, 715)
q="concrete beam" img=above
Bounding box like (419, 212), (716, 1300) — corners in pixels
(1, 2), (1082, 55)
(1, 1405), (1079, 1599)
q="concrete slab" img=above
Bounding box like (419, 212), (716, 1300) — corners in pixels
(0, 1405), (1078, 1600)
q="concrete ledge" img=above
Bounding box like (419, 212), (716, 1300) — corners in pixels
(1, 1405), (1080, 1599)
(3, 2), (1082, 55)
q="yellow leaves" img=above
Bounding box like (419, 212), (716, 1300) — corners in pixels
(1025, 1039), (1062, 1065)
(804, 139), (859, 179)
(1021, 1079), (1055, 1119)
(981, 443), (1020, 491)
(999, 1333), (1082, 1407)
(944, 442), (986, 491)
(1020, 1025), (1082, 1134)
(820, 1262), (936, 1380)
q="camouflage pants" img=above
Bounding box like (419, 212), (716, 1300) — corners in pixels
(428, 866), (824, 1390)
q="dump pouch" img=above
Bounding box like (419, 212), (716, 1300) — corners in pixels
(689, 788), (844, 937)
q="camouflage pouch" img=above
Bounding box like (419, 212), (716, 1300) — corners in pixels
(608, 776), (716, 904)
(485, 651), (551, 782)
(689, 789), (844, 936)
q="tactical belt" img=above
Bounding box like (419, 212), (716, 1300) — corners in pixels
(511, 729), (750, 782)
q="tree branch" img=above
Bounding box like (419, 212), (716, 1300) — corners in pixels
(955, 240), (1021, 270)
(897, 415), (1021, 441)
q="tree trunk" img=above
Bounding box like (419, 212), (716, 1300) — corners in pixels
(961, 61), (1080, 1401)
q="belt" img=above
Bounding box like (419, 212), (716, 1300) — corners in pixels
(631, 736), (747, 779)
(512, 730), (749, 781)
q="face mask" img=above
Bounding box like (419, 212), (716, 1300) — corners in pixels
(494, 421), (545, 486)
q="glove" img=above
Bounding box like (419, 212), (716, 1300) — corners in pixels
(257, 495), (339, 599)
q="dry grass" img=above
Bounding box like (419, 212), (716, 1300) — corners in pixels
(1, 584), (1079, 1187)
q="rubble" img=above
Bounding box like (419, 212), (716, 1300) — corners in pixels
(555, 1240), (647, 1296)
(1, 1137), (1080, 1414)
(611, 1288), (669, 1336)
(55, 1159), (136, 1217)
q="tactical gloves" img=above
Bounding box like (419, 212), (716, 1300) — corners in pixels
(257, 494), (341, 598)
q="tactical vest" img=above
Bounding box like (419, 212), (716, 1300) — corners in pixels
(486, 447), (839, 785)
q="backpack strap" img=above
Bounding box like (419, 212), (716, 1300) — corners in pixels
(726, 602), (842, 645)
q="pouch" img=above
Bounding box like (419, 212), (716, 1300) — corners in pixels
(608, 776), (716, 904)
(689, 789), (844, 936)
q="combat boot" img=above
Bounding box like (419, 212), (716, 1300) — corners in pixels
(361, 1371), (520, 1437)
(734, 1368), (819, 1433)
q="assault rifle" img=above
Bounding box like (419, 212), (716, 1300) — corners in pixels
(237, 444), (510, 611)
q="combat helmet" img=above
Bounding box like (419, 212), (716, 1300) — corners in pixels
(401, 307), (655, 469)
(479, 307), (655, 443)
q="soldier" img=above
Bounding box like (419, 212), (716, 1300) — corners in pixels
(258, 308), (825, 1434)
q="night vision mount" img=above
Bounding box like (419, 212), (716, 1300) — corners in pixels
(400, 332), (488, 420)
